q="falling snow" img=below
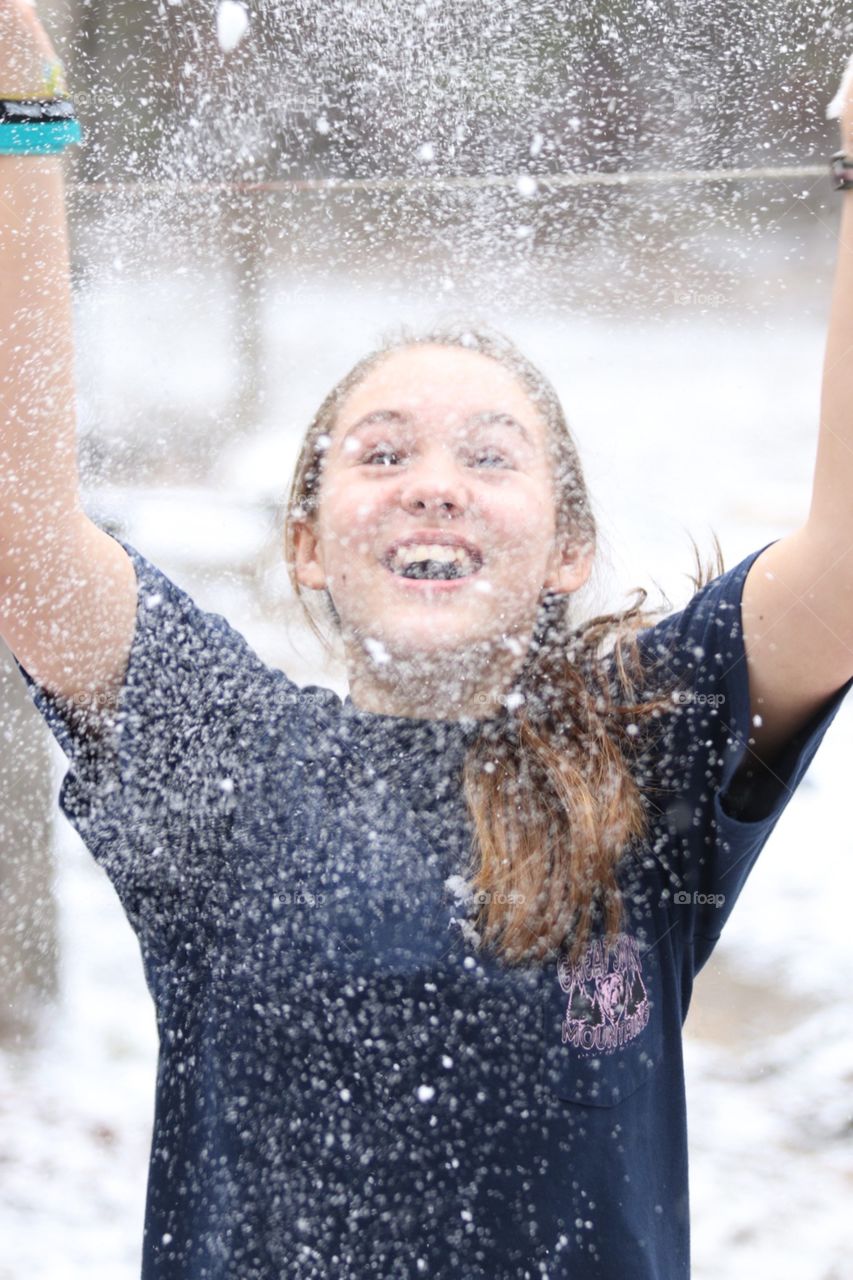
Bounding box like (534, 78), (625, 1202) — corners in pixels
(2, 1), (853, 1278)
(215, 1), (250, 55)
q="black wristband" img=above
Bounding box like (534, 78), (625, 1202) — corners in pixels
(0, 98), (76, 124)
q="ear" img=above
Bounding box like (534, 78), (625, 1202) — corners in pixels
(542, 540), (595, 597)
(290, 519), (328, 591)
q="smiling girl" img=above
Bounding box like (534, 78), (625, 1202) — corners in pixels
(3, 4), (853, 1278)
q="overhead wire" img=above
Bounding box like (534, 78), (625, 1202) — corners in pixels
(68, 162), (828, 197)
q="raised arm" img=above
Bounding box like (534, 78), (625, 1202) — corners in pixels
(734, 61), (853, 770)
(0, 0), (136, 714)
(810, 75), (853, 535)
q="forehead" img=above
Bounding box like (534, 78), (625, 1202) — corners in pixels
(336, 344), (544, 432)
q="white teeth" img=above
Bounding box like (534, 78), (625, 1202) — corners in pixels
(389, 543), (477, 572)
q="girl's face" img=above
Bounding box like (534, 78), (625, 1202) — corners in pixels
(293, 344), (591, 674)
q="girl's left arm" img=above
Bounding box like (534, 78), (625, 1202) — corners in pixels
(734, 64), (853, 770)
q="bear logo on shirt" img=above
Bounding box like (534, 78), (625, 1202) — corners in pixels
(556, 932), (650, 1054)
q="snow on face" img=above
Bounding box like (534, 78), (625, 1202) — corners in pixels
(295, 344), (572, 670)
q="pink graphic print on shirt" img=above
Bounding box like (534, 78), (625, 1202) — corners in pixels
(556, 933), (650, 1055)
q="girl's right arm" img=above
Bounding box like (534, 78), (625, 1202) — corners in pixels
(0, 1), (136, 717)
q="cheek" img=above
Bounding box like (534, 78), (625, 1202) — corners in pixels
(322, 472), (381, 523)
(492, 492), (556, 557)
(316, 484), (373, 554)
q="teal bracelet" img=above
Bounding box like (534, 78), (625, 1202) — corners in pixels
(0, 118), (83, 156)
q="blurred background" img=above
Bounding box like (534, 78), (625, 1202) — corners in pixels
(1, 1), (852, 1276)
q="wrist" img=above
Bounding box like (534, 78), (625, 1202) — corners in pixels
(0, 118), (81, 154)
(0, 55), (71, 103)
(0, 96), (82, 157)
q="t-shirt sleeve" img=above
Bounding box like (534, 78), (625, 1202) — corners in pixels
(11, 535), (275, 939)
(634, 539), (853, 973)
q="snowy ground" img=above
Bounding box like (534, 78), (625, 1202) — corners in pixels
(2, 277), (852, 1278)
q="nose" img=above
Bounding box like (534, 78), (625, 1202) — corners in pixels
(398, 448), (471, 517)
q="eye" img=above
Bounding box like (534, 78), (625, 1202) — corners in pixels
(361, 444), (400, 466)
(470, 449), (510, 468)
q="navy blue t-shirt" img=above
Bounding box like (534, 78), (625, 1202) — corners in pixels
(13, 535), (852, 1279)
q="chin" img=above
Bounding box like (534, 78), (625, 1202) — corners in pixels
(371, 615), (500, 661)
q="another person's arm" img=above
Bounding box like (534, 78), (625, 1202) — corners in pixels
(0, 0), (136, 715)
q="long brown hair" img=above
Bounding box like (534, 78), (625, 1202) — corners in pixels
(283, 322), (723, 969)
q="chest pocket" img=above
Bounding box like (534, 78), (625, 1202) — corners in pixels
(541, 932), (664, 1107)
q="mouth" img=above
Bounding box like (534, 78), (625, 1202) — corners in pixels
(382, 539), (484, 582)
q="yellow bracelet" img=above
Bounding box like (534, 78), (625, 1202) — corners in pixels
(0, 57), (69, 103)
(42, 58), (68, 98)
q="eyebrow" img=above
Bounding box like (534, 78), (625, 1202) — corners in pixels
(340, 408), (534, 447)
